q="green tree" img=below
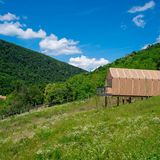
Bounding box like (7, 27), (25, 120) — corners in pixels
(0, 84), (44, 118)
(44, 83), (68, 105)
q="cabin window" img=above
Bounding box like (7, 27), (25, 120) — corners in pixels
(107, 78), (112, 87)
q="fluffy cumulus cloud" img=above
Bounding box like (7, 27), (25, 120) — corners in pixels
(0, 12), (19, 21)
(69, 55), (109, 71)
(128, 1), (155, 13)
(132, 14), (146, 28)
(0, 22), (46, 39)
(0, 12), (46, 39)
(0, 12), (81, 55)
(39, 34), (82, 56)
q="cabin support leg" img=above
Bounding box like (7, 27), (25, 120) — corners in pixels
(105, 96), (108, 107)
(129, 97), (132, 103)
(146, 96), (150, 99)
(122, 97), (125, 104)
(117, 96), (120, 106)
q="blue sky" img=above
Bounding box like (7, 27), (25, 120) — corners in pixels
(0, 0), (159, 71)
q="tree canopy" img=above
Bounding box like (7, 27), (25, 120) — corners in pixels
(0, 39), (85, 95)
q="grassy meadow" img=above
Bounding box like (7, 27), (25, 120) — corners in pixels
(0, 97), (160, 160)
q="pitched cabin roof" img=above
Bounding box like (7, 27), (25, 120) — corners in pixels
(109, 68), (160, 80)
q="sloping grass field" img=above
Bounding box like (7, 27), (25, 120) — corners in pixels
(0, 97), (160, 160)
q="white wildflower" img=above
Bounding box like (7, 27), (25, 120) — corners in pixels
(152, 117), (160, 124)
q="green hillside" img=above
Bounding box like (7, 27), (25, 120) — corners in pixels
(0, 39), (85, 95)
(93, 43), (160, 83)
(0, 42), (160, 159)
(1, 42), (160, 118)
(58, 43), (160, 101)
(0, 97), (160, 159)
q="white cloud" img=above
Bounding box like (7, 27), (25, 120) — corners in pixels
(0, 13), (19, 21)
(69, 55), (109, 71)
(156, 35), (160, 43)
(39, 34), (82, 56)
(142, 34), (160, 49)
(0, 22), (46, 39)
(128, 1), (155, 13)
(132, 14), (146, 28)
(142, 44), (150, 50)
(0, 12), (82, 55)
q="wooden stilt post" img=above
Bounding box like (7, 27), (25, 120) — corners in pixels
(117, 96), (120, 106)
(105, 96), (108, 107)
(129, 97), (132, 103)
(122, 97), (125, 104)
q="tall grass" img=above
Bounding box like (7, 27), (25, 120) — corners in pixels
(0, 97), (160, 159)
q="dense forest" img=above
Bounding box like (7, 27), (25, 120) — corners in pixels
(1, 42), (160, 118)
(0, 39), (85, 95)
(44, 43), (160, 106)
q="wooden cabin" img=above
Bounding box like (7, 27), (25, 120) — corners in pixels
(0, 95), (6, 100)
(105, 68), (160, 97)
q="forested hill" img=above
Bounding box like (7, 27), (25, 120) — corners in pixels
(1, 42), (160, 117)
(0, 39), (85, 95)
(93, 43), (160, 82)
(96, 43), (160, 73)
(59, 43), (160, 101)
